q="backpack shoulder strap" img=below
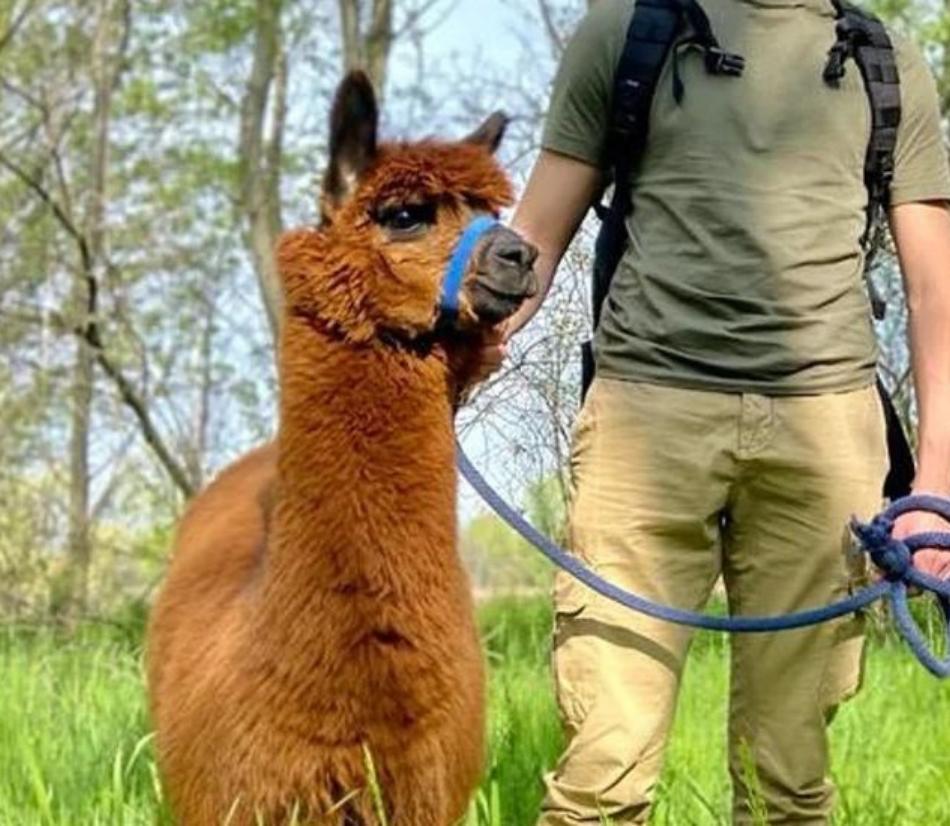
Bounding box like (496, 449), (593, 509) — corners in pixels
(825, 4), (913, 497)
(592, 0), (683, 327)
(593, 0), (743, 328)
(607, 0), (683, 174)
(825, 1), (901, 318)
(605, 0), (744, 173)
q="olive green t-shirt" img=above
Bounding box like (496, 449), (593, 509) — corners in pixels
(543, 0), (950, 394)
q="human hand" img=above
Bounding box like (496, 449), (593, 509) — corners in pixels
(465, 323), (509, 387)
(892, 497), (950, 581)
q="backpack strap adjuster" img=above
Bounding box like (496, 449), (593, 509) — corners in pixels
(612, 78), (644, 139)
(824, 21), (861, 85)
(823, 42), (851, 86)
(705, 46), (745, 77)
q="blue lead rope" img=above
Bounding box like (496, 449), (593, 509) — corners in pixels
(443, 215), (950, 675)
(457, 445), (950, 678)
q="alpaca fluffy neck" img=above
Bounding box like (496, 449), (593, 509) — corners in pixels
(254, 315), (462, 650)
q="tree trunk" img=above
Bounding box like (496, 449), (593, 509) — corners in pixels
(57, 0), (128, 617)
(337, 0), (393, 94)
(239, 0), (399, 344)
(61, 322), (94, 616)
(185, 293), (216, 490)
(238, 0), (286, 342)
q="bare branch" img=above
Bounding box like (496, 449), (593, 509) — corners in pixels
(338, 0), (361, 74)
(0, 152), (92, 270)
(0, 0), (38, 55)
(536, 0), (564, 55)
(337, 0), (394, 92)
(0, 152), (195, 498)
(391, 0), (447, 41)
(366, 0), (394, 91)
(91, 342), (195, 497)
(0, 76), (45, 112)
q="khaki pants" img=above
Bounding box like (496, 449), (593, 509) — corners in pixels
(539, 378), (888, 826)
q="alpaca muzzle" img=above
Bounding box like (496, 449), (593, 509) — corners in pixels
(440, 217), (538, 328)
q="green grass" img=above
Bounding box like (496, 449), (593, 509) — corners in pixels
(0, 623), (167, 825)
(0, 598), (948, 824)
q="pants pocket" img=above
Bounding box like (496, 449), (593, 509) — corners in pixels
(551, 572), (596, 735)
(843, 522), (872, 595)
(821, 526), (872, 711)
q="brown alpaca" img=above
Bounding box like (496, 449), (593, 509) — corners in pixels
(146, 72), (537, 826)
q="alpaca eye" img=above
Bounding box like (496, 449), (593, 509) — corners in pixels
(374, 202), (437, 237)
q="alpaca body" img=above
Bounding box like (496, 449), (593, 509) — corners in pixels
(148, 71), (536, 825)
(148, 318), (484, 824)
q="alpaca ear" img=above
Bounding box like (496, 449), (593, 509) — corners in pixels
(463, 111), (509, 154)
(323, 71), (379, 207)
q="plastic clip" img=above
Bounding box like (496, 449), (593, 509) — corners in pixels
(705, 47), (745, 77)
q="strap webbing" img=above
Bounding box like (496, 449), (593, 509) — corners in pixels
(825, 1), (901, 273)
(595, 0), (743, 328)
(594, 0), (683, 327)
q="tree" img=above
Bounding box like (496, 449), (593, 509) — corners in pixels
(58, 0), (132, 615)
(0, 0), (438, 617)
(238, 0), (286, 339)
(339, 0), (393, 92)
(0, 0), (239, 614)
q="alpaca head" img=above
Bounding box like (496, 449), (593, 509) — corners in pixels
(277, 72), (538, 344)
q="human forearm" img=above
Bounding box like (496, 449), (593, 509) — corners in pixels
(908, 283), (950, 493)
(891, 201), (950, 493)
(895, 223), (950, 579)
(505, 150), (603, 338)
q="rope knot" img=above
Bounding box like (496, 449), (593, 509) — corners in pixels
(852, 515), (911, 580)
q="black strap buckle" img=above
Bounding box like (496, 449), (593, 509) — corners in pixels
(823, 43), (849, 85)
(824, 16), (871, 85)
(611, 78), (643, 138)
(704, 46), (745, 77)
(836, 15), (870, 46)
(878, 157), (895, 188)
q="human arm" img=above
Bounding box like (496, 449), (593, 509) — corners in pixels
(507, 151), (604, 335)
(462, 1), (628, 385)
(463, 150), (603, 384)
(889, 201), (950, 578)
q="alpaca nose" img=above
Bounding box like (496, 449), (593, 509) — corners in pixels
(461, 226), (539, 327)
(490, 236), (539, 271)
(480, 228), (539, 299)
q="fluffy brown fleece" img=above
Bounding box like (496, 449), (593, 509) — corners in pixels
(146, 90), (515, 824)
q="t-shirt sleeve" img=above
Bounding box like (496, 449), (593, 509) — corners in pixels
(889, 33), (950, 206)
(540, 0), (632, 168)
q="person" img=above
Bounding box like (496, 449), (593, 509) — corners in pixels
(474, 0), (950, 823)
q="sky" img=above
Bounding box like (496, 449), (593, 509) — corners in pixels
(384, 0), (540, 139)
(419, 1), (524, 67)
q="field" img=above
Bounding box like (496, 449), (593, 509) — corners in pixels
(0, 597), (948, 825)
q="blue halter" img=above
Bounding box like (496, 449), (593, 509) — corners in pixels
(440, 216), (500, 317)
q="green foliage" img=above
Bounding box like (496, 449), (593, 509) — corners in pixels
(462, 473), (569, 593)
(0, 474), (62, 616)
(463, 512), (552, 592)
(118, 77), (171, 121)
(1, 598), (949, 824)
(181, 0), (259, 55)
(479, 594), (551, 669)
(0, 622), (172, 824)
(524, 475), (568, 543)
(0, 0), (289, 620)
